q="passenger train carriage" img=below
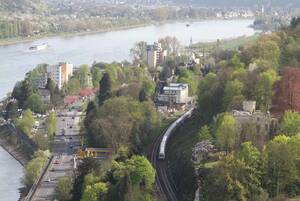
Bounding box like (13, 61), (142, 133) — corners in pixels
(158, 108), (194, 160)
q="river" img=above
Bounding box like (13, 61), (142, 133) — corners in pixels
(0, 147), (23, 201)
(0, 19), (256, 99)
(0, 19), (255, 200)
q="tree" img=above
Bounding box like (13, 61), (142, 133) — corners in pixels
(76, 65), (90, 89)
(197, 72), (224, 123)
(125, 155), (155, 189)
(5, 101), (18, 120)
(23, 150), (47, 188)
(130, 41), (147, 62)
(263, 135), (300, 197)
(24, 93), (45, 113)
(98, 73), (112, 105)
(291, 17), (300, 29)
(17, 109), (34, 137)
(197, 125), (212, 141)
(254, 70), (279, 111)
(159, 36), (181, 55)
(91, 67), (102, 88)
(71, 158), (101, 201)
(178, 69), (199, 96)
(138, 80), (155, 102)
(280, 110), (300, 136)
(12, 80), (33, 108)
(32, 132), (49, 150)
(55, 176), (73, 201)
(160, 65), (173, 80)
(202, 154), (264, 201)
(45, 78), (56, 95)
(97, 116), (133, 151)
(152, 7), (169, 21)
(84, 101), (97, 129)
(215, 113), (240, 153)
(222, 79), (244, 111)
(238, 142), (261, 170)
(46, 112), (57, 138)
(65, 77), (81, 95)
(229, 54), (245, 69)
(272, 67), (300, 115)
(81, 182), (108, 201)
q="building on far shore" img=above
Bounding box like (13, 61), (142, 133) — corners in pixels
(46, 62), (73, 90)
(146, 42), (167, 68)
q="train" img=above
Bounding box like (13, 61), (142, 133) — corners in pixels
(158, 108), (194, 160)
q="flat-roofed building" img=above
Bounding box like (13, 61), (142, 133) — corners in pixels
(146, 42), (167, 68)
(157, 83), (189, 105)
(47, 62), (73, 90)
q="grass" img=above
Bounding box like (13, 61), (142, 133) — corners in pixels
(166, 115), (202, 201)
(168, 115), (201, 160)
(191, 34), (259, 51)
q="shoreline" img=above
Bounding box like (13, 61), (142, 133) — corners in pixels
(0, 17), (254, 46)
(0, 139), (27, 166)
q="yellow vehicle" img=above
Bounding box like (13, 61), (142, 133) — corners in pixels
(77, 148), (112, 160)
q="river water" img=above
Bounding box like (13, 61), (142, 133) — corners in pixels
(0, 147), (23, 201)
(0, 19), (255, 200)
(0, 19), (255, 99)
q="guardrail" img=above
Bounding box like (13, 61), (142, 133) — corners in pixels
(22, 155), (54, 201)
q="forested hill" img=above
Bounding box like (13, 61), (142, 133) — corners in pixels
(0, 0), (47, 12)
(172, 0), (300, 7)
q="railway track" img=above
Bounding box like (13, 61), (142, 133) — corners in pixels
(150, 127), (178, 201)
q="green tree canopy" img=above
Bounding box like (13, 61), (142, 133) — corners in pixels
(46, 112), (57, 138)
(222, 79), (244, 111)
(98, 73), (112, 106)
(125, 155), (155, 189)
(91, 66), (102, 88)
(197, 125), (212, 141)
(24, 93), (45, 113)
(55, 176), (73, 201)
(215, 113), (240, 153)
(280, 110), (300, 136)
(263, 135), (300, 197)
(17, 109), (34, 137)
(254, 70), (279, 111)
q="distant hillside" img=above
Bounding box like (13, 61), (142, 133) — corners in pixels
(172, 0), (300, 7)
(0, 0), (47, 12)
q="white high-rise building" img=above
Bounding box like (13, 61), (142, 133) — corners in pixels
(146, 42), (167, 68)
(47, 62), (73, 90)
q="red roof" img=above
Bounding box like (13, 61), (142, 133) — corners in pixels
(78, 88), (96, 97)
(64, 96), (79, 104)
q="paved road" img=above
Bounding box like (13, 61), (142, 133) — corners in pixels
(31, 109), (81, 201)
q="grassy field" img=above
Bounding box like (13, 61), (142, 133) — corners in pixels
(191, 34), (259, 51)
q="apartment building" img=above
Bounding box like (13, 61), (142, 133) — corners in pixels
(146, 42), (167, 68)
(47, 62), (73, 90)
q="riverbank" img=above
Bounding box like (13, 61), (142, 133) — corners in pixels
(0, 124), (33, 166)
(0, 136), (28, 166)
(0, 17), (253, 46)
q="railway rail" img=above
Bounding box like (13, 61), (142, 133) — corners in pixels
(150, 108), (194, 201)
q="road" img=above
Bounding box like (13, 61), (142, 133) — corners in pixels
(30, 109), (81, 201)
